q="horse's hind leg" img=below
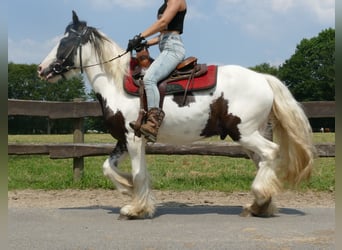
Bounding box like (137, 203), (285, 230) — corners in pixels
(238, 131), (281, 217)
(102, 141), (133, 195)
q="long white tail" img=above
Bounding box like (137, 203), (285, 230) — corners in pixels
(265, 74), (316, 185)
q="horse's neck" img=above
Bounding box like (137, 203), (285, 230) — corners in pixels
(85, 63), (138, 119)
(84, 65), (123, 101)
(81, 32), (133, 109)
(84, 45), (130, 98)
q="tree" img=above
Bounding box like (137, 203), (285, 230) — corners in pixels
(8, 63), (87, 101)
(249, 63), (279, 76)
(278, 28), (335, 101)
(8, 63), (88, 134)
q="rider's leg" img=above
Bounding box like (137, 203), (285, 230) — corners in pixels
(140, 33), (185, 142)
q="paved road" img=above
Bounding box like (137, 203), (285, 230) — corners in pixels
(9, 205), (334, 250)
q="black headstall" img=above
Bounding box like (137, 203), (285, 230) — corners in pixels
(51, 26), (89, 77)
(49, 10), (129, 79)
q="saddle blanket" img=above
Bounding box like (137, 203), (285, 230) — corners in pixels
(124, 65), (218, 96)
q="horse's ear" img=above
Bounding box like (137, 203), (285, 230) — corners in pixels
(72, 10), (79, 24)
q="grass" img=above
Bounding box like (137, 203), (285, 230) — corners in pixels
(8, 133), (115, 144)
(8, 133), (335, 192)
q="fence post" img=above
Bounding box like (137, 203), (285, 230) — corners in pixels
(73, 98), (84, 181)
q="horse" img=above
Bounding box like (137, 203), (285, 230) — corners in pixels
(38, 11), (315, 219)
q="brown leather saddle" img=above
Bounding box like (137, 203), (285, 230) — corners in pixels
(125, 56), (217, 105)
(126, 49), (217, 136)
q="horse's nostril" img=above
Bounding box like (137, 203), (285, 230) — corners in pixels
(37, 65), (46, 78)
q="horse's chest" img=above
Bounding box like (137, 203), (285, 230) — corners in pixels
(97, 94), (128, 143)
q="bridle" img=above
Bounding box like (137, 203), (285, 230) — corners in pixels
(51, 26), (129, 77)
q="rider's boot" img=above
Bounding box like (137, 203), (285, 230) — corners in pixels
(140, 108), (165, 143)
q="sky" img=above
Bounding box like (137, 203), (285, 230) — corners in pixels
(8, 0), (335, 68)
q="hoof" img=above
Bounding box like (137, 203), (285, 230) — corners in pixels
(240, 198), (277, 217)
(240, 206), (253, 217)
(119, 205), (150, 220)
(118, 214), (141, 220)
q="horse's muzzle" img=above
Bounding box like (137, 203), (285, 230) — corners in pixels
(37, 64), (57, 82)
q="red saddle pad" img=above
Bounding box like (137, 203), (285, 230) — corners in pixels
(124, 65), (218, 96)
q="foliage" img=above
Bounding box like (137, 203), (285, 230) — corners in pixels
(250, 28), (335, 102)
(250, 29), (335, 131)
(249, 63), (279, 76)
(278, 28), (335, 101)
(8, 63), (87, 101)
(8, 63), (88, 134)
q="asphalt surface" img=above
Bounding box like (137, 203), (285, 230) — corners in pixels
(9, 205), (335, 250)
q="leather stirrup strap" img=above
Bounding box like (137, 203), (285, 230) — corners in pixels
(132, 80), (147, 137)
(181, 67), (196, 107)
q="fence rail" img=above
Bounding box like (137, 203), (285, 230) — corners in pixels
(8, 99), (335, 180)
(8, 99), (336, 118)
(8, 142), (335, 158)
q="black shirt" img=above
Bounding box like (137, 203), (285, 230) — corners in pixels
(157, 0), (186, 34)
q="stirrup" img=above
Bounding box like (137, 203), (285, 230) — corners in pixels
(129, 109), (147, 137)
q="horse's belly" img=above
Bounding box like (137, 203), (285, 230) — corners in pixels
(158, 125), (207, 144)
(158, 102), (211, 144)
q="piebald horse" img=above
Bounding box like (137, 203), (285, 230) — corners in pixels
(38, 11), (315, 219)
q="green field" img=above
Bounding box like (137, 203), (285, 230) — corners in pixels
(8, 133), (335, 192)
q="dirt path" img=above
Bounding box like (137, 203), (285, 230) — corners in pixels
(8, 189), (335, 208)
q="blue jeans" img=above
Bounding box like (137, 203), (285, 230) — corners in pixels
(143, 33), (186, 109)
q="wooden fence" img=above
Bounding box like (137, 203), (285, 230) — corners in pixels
(8, 99), (335, 180)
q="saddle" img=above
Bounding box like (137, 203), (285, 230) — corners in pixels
(125, 48), (218, 136)
(125, 55), (217, 106)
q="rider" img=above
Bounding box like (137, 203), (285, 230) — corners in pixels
(126, 0), (187, 142)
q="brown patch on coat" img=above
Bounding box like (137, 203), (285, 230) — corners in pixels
(96, 94), (128, 144)
(200, 94), (241, 141)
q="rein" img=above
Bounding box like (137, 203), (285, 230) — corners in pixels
(68, 50), (129, 73)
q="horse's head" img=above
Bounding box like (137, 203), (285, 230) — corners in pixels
(38, 11), (93, 82)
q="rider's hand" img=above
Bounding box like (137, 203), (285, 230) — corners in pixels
(135, 40), (148, 52)
(126, 34), (145, 52)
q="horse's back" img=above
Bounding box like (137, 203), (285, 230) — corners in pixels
(215, 65), (274, 119)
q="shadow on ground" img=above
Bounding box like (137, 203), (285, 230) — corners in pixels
(60, 202), (306, 218)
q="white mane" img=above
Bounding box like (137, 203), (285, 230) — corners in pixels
(89, 29), (131, 91)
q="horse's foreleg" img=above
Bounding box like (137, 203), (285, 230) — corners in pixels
(102, 141), (133, 195)
(119, 137), (155, 220)
(238, 132), (281, 217)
